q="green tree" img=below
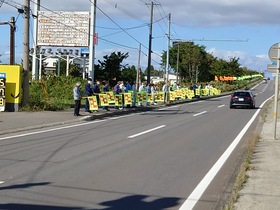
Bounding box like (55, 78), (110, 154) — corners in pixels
(98, 51), (129, 85)
(162, 42), (211, 83)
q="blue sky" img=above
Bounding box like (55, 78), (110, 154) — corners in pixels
(1, 0), (280, 78)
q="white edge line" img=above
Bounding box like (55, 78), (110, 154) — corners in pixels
(128, 125), (166, 139)
(0, 119), (107, 141)
(193, 111), (207, 117)
(179, 96), (273, 210)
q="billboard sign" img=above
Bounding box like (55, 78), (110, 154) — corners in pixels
(0, 73), (6, 112)
(37, 11), (90, 47)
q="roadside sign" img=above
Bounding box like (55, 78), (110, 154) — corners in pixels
(268, 43), (280, 62)
(0, 72), (6, 112)
(267, 64), (278, 73)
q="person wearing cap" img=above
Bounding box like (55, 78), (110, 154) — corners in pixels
(73, 81), (82, 116)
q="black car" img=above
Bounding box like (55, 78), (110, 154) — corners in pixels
(230, 90), (255, 109)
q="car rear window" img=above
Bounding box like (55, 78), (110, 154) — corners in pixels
(234, 92), (250, 97)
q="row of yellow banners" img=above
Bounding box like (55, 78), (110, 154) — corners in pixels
(87, 88), (221, 110)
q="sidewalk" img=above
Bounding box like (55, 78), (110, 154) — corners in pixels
(234, 100), (280, 209)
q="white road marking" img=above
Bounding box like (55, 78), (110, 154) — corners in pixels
(0, 119), (107, 141)
(179, 96), (273, 210)
(158, 105), (181, 111)
(218, 104), (225, 108)
(0, 181), (4, 184)
(127, 125), (166, 139)
(193, 111), (207, 117)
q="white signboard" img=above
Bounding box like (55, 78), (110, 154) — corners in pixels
(37, 11), (90, 47)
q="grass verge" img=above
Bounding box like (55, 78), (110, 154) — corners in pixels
(223, 132), (260, 210)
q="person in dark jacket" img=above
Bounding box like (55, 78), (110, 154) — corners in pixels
(92, 80), (101, 111)
(85, 78), (93, 113)
(102, 81), (110, 111)
(114, 81), (123, 110)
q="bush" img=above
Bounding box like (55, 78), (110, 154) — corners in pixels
(23, 75), (85, 111)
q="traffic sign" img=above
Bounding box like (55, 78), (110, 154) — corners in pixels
(267, 64), (278, 73)
(268, 43), (280, 62)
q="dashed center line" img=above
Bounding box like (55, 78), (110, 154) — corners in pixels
(0, 181), (5, 185)
(128, 125), (166, 139)
(193, 111), (207, 117)
(218, 104), (225, 108)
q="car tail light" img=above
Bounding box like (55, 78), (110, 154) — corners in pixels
(231, 96), (237, 100)
(246, 96), (252, 100)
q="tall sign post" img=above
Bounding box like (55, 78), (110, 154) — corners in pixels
(89, 0), (96, 82)
(268, 43), (280, 139)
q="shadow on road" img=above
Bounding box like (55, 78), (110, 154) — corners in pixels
(99, 194), (181, 210)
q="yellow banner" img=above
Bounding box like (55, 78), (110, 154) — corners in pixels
(124, 92), (132, 105)
(99, 94), (109, 106)
(155, 92), (165, 102)
(88, 96), (98, 111)
(136, 92), (144, 102)
(115, 94), (123, 106)
(169, 91), (176, 101)
(106, 91), (115, 103)
(147, 94), (153, 102)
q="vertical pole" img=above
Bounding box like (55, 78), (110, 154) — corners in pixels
(9, 16), (15, 65)
(147, 2), (153, 85)
(57, 58), (60, 77)
(136, 43), (141, 91)
(89, 0), (96, 82)
(39, 53), (42, 80)
(176, 44), (179, 83)
(165, 14), (171, 87)
(32, 0), (40, 80)
(66, 54), (70, 76)
(273, 44), (280, 139)
(83, 55), (86, 80)
(22, 0), (30, 106)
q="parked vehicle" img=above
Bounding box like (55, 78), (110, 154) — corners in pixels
(230, 90), (255, 109)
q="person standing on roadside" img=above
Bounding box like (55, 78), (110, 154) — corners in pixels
(85, 78), (93, 113)
(102, 81), (110, 111)
(146, 83), (151, 106)
(93, 80), (101, 111)
(73, 82), (82, 116)
(114, 81), (123, 110)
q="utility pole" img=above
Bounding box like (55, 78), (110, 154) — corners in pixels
(22, 0), (30, 106)
(89, 0), (96, 81)
(32, 0), (40, 80)
(136, 43), (141, 91)
(9, 17), (15, 65)
(165, 13), (171, 86)
(0, 17), (16, 65)
(146, 2), (154, 84)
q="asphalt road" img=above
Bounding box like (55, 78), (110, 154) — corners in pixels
(0, 81), (274, 210)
